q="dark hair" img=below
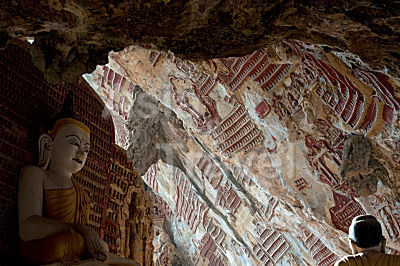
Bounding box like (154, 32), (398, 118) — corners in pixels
(349, 215), (383, 248)
(54, 91), (79, 121)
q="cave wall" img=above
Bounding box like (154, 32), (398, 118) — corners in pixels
(152, 192), (187, 265)
(85, 41), (400, 265)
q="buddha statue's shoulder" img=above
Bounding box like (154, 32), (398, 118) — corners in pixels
(19, 165), (46, 183)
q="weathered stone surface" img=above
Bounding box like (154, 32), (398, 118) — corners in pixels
(340, 135), (372, 177)
(152, 193), (187, 266)
(84, 39), (400, 265)
(2, 1), (400, 83)
(83, 65), (134, 149)
(126, 85), (188, 175)
(340, 135), (390, 196)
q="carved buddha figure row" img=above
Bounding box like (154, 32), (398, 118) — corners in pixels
(300, 228), (339, 266)
(210, 42), (400, 249)
(143, 45), (400, 265)
(196, 153), (242, 214)
(251, 217), (290, 265)
(174, 167), (209, 234)
(150, 51), (265, 157)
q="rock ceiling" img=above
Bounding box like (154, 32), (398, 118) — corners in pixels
(83, 41), (400, 265)
(2, 1), (400, 265)
(1, 1), (400, 83)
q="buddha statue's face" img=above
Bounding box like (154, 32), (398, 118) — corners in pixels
(50, 125), (90, 174)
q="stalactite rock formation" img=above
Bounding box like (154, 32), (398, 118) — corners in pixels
(2, 1), (400, 83)
(84, 40), (400, 265)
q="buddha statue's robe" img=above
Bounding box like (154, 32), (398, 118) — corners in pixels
(20, 178), (91, 264)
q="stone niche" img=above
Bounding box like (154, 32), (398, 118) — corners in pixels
(0, 41), (153, 265)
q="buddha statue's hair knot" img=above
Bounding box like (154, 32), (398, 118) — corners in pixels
(48, 91), (90, 137)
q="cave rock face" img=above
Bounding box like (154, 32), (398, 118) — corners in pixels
(2, 1), (400, 83)
(85, 41), (400, 265)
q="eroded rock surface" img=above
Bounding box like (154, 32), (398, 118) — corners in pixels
(85, 41), (400, 265)
(2, 1), (400, 83)
(340, 135), (389, 196)
(126, 85), (188, 175)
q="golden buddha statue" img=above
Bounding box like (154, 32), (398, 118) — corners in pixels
(18, 92), (138, 265)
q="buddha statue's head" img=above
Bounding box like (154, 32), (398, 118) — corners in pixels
(38, 92), (90, 174)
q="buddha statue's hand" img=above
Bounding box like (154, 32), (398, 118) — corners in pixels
(72, 224), (107, 261)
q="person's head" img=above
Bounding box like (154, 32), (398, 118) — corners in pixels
(38, 92), (90, 174)
(348, 215), (385, 254)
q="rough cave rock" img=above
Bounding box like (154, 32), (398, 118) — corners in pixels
(1, 1), (400, 83)
(83, 40), (400, 265)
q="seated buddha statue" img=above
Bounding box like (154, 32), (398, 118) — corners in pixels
(18, 92), (138, 265)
